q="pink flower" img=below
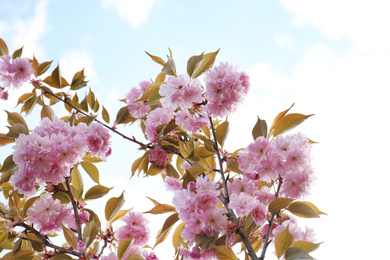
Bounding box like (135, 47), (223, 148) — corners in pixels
(143, 251), (159, 260)
(0, 55), (34, 89)
(251, 203), (267, 226)
(100, 252), (118, 260)
(27, 193), (73, 234)
(10, 168), (37, 196)
(228, 175), (257, 196)
(204, 62), (250, 117)
(159, 74), (203, 110)
(149, 146), (168, 167)
(77, 241), (86, 251)
(115, 211), (150, 247)
(165, 176), (183, 192)
(195, 175), (220, 196)
(203, 208), (227, 237)
(228, 193), (256, 217)
(0, 87), (8, 100)
(126, 80), (152, 118)
(144, 107), (173, 141)
(86, 123), (111, 160)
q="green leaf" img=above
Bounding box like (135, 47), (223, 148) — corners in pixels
(80, 161), (100, 184)
(274, 225), (294, 258)
(84, 185), (113, 200)
(37, 61), (53, 76)
(272, 113), (313, 137)
(70, 69), (88, 91)
(5, 111), (29, 130)
(268, 197), (295, 212)
(285, 247), (314, 260)
(252, 116), (268, 140)
(286, 201), (320, 218)
(215, 120), (229, 147)
(40, 104), (55, 120)
(105, 192), (125, 221)
(191, 49), (220, 78)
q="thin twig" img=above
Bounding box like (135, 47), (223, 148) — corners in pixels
(259, 176), (283, 260)
(208, 116), (259, 260)
(65, 176), (83, 242)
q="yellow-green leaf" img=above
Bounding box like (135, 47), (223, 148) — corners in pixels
(297, 201), (327, 216)
(105, 192), (125, 221)
(145, 51), (165, 66)
(102, 106), (110, 123)
(191, 49), (220, 79)
(117, 238), (134, 260)
(215, 120), (229, 147)
(286, 201), (320, 218)
(252, 116), (268, 140)
(144, 203), (176, 215)
(154, 225), (173, 249)
(80, 161), (100, 184)
(12, 46), (23, 59)
(269, 103), (295, 134)
(165, 163), (180, 178)
(51, 65), (62, 89)
(162, 57), (176, 76)
(292, 241), (321, 253)
(6, 123), (29, 139)
(268, 197), (295, 212)
(187, 52), (204, 77)
(62, 225), (78, 249)
(116, 106), (131, 125)
(37, 61), (53, 77)
(0, 38), (9, 55)
(50, 254), (72, 259)
(274, 225), (294, 258)
(172, 222), (185, 254)
(158, 213), (179, 238)
(285, 247), (314, 260)
(272, 113), (313, 137)
(214, 245), (238, 260)
(109, 209), (131, 224)
(40, 104), (55, 120)
(0, 155), (17, 173)
(84, 185), (113, 201)
(5, 111), (29, 130)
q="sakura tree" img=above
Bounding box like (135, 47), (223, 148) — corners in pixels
(0, 38), (325, 260)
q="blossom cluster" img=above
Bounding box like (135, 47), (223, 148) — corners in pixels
(238, 133), (313, 199)
(113, 211), (156, 259)
(0, 54), (34, 99)
(27, 193), (89, 234)
(126, 62), (250, 143)
(11, 117), (111, 196)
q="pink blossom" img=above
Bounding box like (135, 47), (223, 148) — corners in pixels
(126, 80), (152, 118)
(0, 87), (8, 100)
(115, 211), (150, 247)
(164, 176), (183, 192)
(100, 252), (118, 260)
(143, 250), (159, 260)
(10, 168), (37, 196)
(77, 241), (86, 251)
(228, 193), (256, 217)
(86, 123), (111, 160)
(195, 175), (220, 196)
(228, 175), (257, 196)
(144, 107), (173, 141)
(159, 74), (203, 110)
(27, 193), (73, 234)
(203, 208), (227, 237)
(251, 203), (267, 226)
(149, 146), (168, 167)
(204, 62), (250, 117)
(0, 55), (34, 89)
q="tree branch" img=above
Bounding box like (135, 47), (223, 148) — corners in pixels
(65, 175), (83, 242)
(208, 116), (259, 260)
(259, 176), (283, 260)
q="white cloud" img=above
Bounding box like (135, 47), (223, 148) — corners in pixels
(59, 50), (98, 84)
(273, 33), (294, 50)
(12, 0), (50, 58)
(281, 0), (390, 52)
(101, 0), (156, 29)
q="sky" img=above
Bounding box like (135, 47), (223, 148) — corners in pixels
(1, 0), (390, 259)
